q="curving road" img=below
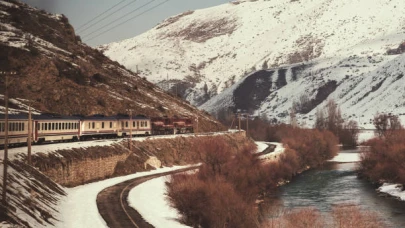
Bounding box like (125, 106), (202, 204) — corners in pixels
(97, 166), (199, 228)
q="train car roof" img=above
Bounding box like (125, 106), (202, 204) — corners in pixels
(80, 115), (118, 121)
(0, 113), (81, 120)
(33, 114), (81, 120)
(0, 113), (28, 120)
(116, 114), (150, 120)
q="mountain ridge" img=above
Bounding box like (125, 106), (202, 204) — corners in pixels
(100, 0), (405, 127)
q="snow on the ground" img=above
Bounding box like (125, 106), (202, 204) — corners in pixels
(259, 142), (285, 161)
(128, 176), (191, 228)
(328, 152), (361, 163)
(378, 183), (405, 201)
(56, 165), (197, 228)
(358, 130), (376, 143)
(255, 141), (269, 153)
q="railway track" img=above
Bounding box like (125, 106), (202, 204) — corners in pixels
(97, 166), (199, 228)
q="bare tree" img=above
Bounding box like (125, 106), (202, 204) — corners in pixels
(373, 113), (402, 138)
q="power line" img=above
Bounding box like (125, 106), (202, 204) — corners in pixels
(82, 0), (159, 39)
(78, 0), (138, 33)
(85, 0), (170, 42)
(76, 0), (128, 31)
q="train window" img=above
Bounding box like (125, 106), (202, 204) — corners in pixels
(52, 123), (54, 130)
(92, 122), (95, 129)
(137, 121), (139, 128)
(59, 123), (62, 130)
(110, 122), (112, 128)
(125, 121), (128, 128)
(102, 122), (105, 129)
(133, 121), (135, 128)
(145, 121), (148, 127)
(48, 123), (51, 130)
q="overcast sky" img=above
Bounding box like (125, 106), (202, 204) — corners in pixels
(20, 0), (228, 46)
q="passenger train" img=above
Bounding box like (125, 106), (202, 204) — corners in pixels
(0, 113), (194, 147)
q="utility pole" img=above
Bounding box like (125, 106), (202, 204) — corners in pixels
(1, 71), (16, 206)
(246, 114), (249, 137)
(196, 116), (198, 134)
(238, 113), (241, 132)
(126, 109), (133, 151)
(27, 104), (32, 165)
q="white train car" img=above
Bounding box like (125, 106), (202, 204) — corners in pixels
(33, 114), (80, 143)
(79, 115), (120, 140)
(118, 115), (151, 136)
(0, 114), (29, 146)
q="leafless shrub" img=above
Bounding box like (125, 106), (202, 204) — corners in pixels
(332, 204), (386, 228)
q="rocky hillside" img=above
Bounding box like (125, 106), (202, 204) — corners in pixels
(0, 0), (224, 132)
(100, 0), (405, 127)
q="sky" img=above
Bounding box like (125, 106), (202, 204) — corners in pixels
(20, 0), (229, 47)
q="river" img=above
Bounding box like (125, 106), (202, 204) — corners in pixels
(273, 149), (405, 227)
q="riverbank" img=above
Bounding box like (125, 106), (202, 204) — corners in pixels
(126, 141), (278, 228)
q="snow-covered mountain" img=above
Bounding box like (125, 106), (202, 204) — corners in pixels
(100, 0), (405, 127)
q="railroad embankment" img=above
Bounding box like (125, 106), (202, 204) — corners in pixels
(31, 131), (250, 187)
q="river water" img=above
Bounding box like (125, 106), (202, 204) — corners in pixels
(273, 149), (405, 227)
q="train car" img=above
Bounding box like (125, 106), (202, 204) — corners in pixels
(150, 116), (174, 135)
(0, 114), (29, 146)
(172, 116), (194, 134)
(33, 114), (80, 143)
(79, 115), (120, 140)
(117, 114), (151, 136)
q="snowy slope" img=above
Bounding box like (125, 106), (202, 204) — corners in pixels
(100, 0), (405, 126)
